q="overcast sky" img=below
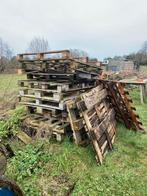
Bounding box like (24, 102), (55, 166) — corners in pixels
(0, 0), (147, 59)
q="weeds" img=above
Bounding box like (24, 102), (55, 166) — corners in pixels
(0, 107), (26, 139)
(1, 75), (146, 195)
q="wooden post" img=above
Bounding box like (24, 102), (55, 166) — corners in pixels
(140, 85), (144, 104)
(144, 84), (147, 97)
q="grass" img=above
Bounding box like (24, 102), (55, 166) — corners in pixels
(129, 87), (147, 130)
(140, 65), (147, 73)
(0, 74), (25, 113)
(6, 128), (147, 196)
(0, 74), (25, 94)
(0, 74), (146, 195)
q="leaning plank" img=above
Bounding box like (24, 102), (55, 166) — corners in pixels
(92, 139), (103, 164)
(16, 131), (32, 144)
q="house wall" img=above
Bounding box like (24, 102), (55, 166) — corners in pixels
(108, 60), (134, 72)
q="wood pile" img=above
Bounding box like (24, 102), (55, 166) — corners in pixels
(17, 50), (101, 140)
(17, 50), (143, 164)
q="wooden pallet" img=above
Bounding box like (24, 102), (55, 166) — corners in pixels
(76, 85), (116, 164)
(19, 86), (94, 102)
(21, 59), (78, 74)
(26, 71), (75, 81)
(17, 50), (102, 76)
(17, 50), (71, 61)
(26, 104), (62, 117)
(18, 79), (95, 92)
(18, 80), (70, 92)
(117, 83), (144, 131)
(20, 99), (66, 110)
(66, 100), (89, 145)
(98, 80), (144, 132)
(21, 114), (69, 142)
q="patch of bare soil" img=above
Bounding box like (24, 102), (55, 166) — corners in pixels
(38, 173), (77, 196)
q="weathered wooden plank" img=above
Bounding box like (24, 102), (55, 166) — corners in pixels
(16, 131), (32, 144)
(81, 87), (107, 110)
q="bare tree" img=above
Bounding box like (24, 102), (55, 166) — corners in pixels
(140, 41), (147, 54)
(126, 41), (147, 65)
(0, 38), (12, 72)
(27, 37), (50, 53)
(135, 41), (147, 65)
(70, 49), (88, 58)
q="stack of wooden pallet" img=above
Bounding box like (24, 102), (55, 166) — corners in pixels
(17, 50), (144, 164)
(17, 50), (102, 142)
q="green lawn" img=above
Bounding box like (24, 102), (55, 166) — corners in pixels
(0, 74), (25, 112)
(6, 125), (147, 196)
(129, 88), (147, 130)
(140, 65), (147, 73)
(0, 74), (25, 93)
(0, 74), (146, 196)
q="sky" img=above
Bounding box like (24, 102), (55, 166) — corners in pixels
(0, 0), (147, 59)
